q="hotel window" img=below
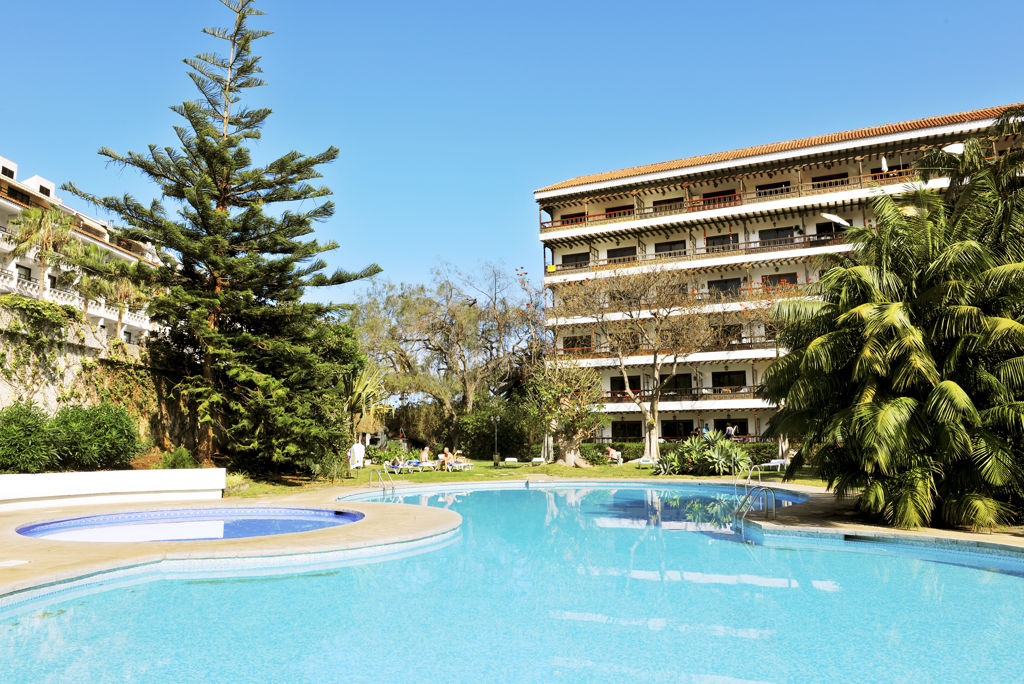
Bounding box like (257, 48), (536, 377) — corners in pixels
(713, 418), (748, 435)
(123, 331), (133, 344)
(705, 233), (739, 252)
(48, 275), (57, 289)
(606, 245), (637, 263)
(611, 421), (643, 441)
(559, 211), (586, 225)
(561, 252), (590, 269)
(562, 334), (592, 353)
(815, 220), (845, 242)
(711, 370), (747, 389)
(659, 373), (692, 398)
(652, 196), (686, 212)
(16, 265), (31, 281)
(810, 172), (849, 189)
(707, 278), (742, 294)
(762, 272), (798, 288)
(755, 180), (791, 197)
(604, 204), (634, 220)
(661, 419), (694, 440)
(1, 167), (13, 179)
(654, 239), (686, 256)
(38, 186), (51, 197)
(700, 189), (738, 207)
(758, 227), (795, 244)
(869, 163), (910, 180)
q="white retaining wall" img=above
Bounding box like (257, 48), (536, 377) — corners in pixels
(0, 468), (226, 512)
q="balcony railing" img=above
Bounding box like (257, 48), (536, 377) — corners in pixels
(553, 336), (777, 359)
(599, 385), (761, 403)
(540, 168), (918, 232)
(547, 233), (845, 274)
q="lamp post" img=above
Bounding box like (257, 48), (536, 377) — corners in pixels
(491, 414), (500, 466)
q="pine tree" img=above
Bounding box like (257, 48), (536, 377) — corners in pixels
(66, 0), (379, 467)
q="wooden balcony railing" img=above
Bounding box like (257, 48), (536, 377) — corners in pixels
(552, 336), (777, 359)
(547, 283), (804, 320)
(546, 233), (845, 274)
(599, 385), (761, 403)
(540, 168), (918, 232)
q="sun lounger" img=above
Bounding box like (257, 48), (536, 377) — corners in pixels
(448, 461), (473, 472)
(637, 455), (656, 469)
(503, 457), (521, 467)
(764, 458), (788, 471)
(531, 456), (545, 466)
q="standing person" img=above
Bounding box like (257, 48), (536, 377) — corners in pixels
(725, 423), (736, 440)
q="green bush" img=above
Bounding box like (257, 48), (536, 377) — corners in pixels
(579, 443), (605, 465)
(383, 441), (405, 463)
(0, 402), (55, 473)
(51, 402), (141, 471)
(740, 441), (779, 464)
(366, 444), (386, 465)
(154, 446), (199, 469)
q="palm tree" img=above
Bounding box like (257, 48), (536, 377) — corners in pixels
(762, 180), (1024, 529)
(107, 260), (153, 340)
(340, 366), (390, 439)
(8, 207), (82, 288)
(72, 243), (114, 320)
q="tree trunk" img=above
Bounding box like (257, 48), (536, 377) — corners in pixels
(541, 430), (554, 464)
(556, 437), (592, 468)
(642, 404), (660, 462)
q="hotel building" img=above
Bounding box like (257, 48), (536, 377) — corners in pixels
(535, 105), (1017, 443)
(0, 155), (158, 344)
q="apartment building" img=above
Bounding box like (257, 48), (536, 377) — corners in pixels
(536, 104), (1018, 443)
(0, 155), (158, 344)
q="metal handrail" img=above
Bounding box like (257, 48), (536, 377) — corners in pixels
(370, 468), (395, 493)
(734, 463), (763, 486)
(734, 485), (776, 522)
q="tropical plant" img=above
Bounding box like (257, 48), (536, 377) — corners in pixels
(0, 402), (55, 473)
(340, 365), (390, 438)
(8, 207), (82, 286)
(762, 169), (1024, 528)
(71, 243), (114, 319)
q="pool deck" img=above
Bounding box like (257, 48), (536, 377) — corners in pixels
(3, 476), (1024, 601)
(0, 486), (460, 599)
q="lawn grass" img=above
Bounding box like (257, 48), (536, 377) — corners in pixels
(224, 460), (827, 497)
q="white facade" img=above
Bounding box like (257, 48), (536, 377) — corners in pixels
(0, 155), (158, 344)
(535, 107), (1012, 442)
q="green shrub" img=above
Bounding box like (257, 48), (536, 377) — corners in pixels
(154, 446), (199, 469)
(366, 444), (386, 465)
(740, 441), (779, 465)
(579, 443), (605, 465)
(0, 402), (55, 473)
(52, 402), (141, 471)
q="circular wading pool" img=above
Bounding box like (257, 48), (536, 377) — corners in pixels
(16, 507), (364, 542)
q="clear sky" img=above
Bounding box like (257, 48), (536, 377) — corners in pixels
(3, 0), (1021, 303)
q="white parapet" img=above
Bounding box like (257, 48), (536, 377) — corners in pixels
(0, 468), (226, 512)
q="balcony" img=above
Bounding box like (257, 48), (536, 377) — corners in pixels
(540, 168), (918, 232)
(547, 234), (844, 274)
(553, 336), (777, 359)
(599, 385), (761, 403)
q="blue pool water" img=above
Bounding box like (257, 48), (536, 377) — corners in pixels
(16, 507), (363, 542)
(2, 482), (1024, 682)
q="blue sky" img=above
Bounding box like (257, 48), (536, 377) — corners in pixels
(3, 0), (1021, 303)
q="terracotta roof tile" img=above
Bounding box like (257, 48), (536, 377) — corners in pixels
(535, 104), (1021, 195)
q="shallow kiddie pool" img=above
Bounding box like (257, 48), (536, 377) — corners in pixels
(16, 507), (364, 542)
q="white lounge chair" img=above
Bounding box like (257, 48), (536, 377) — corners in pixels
(503, 457), (520, 467)
(637, 455), (656, 469)
(530, 455), (545, 466)
(764, 458), (788, 471)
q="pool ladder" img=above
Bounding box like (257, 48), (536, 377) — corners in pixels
(371, 468), (396, 493)
(734, 486), (777, 523)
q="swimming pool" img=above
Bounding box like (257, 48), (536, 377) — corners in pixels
(2, 482), (1023, 682)
(16, 507), (363, 542)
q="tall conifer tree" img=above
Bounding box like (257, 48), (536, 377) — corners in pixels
(66, 0), (379, 466)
